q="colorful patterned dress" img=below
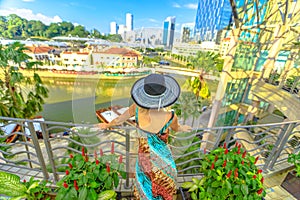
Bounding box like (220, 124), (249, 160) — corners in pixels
(133, 107), (177, 200)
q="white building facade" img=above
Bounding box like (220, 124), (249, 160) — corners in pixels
(126, 13), (133, 31)
(110, 22), (118, 34)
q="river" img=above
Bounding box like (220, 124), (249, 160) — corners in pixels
(39, 74), (218, 123)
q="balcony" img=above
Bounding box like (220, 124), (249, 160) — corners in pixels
(0, 116), (299, 198)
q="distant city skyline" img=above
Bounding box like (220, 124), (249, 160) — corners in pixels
(0, 0), (198, 34)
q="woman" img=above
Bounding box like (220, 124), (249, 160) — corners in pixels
(98, 74), (191, 200)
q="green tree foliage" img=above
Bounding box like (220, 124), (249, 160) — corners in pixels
(68, 25), (90, 38)
(0, 14), (106, 40)
(0, 42), (48, 118)
(105, 34), (123, 42)
(188, 51), (223, 73)
(184, 51), (223, 100)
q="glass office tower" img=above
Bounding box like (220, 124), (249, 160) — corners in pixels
(194, 0), (233, 42)
(209, 0), (299, 127)
(162, 16), (176, 49)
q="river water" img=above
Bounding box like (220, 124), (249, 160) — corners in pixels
(39, 74), (218, 123)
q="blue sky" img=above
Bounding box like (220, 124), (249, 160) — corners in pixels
(0, 0), (198, 34)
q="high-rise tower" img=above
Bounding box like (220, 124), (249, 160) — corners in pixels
(110, 22), (118, 35)
(126, 13), (133, 31)
(194, 0), (232, 42)
(162, 16), (176, 49)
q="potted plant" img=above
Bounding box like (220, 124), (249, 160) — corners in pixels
(55, 144), (125, 200)
(281, 151), (300, 199)
(0, 170), (52, 200)
(182, 142), (266, 199)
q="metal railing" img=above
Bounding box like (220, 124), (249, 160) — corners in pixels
(0, 116), (299, 189)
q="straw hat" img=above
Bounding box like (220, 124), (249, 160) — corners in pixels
(131, 74), (180, 109)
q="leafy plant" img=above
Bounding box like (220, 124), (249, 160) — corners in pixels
(288, 151), (300, 177)
(182, 143), (266, 199)
(0, 42), (48, 119)
(0, 170), (51, 200)
(55, 144), (125, 200)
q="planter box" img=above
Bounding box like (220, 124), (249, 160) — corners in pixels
(281, 171), (300, 199)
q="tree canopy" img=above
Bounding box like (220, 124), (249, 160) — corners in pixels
(0, 14), (121, 41)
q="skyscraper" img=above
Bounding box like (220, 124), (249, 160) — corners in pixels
(118, 24), (126, 34)
(194, 0), (232, 42)
(110, 22), (118, 35)
(126, 13), (133, 31)
(181, 23), (194, 43)
(162, 16), (176, 49)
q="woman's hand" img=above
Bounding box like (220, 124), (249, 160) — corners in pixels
(179, 124), (192, 132)
(95, 123), (110, 130)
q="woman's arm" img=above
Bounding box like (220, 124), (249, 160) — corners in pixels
(97, 104), (136, 129)
(170, 114), (192, 132)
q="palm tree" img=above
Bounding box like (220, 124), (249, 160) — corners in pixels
(185, 51), (223, 99)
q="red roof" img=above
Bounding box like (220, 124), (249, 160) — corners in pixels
(102, 48), (139, 57)
(25, 46), (54, 54)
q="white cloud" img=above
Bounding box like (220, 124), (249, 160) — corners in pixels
(22, 0), (35, 2)
(172, 3), (181, 8)
(0, 8), (62, 25)
(184, 3), (198, 9)
(149, 18), (160, 23)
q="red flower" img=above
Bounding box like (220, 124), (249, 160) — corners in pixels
(242, 151), (247, 158)
(235, 141), (239, 147)
(257, 169), (262, 174)
(69, 154), (73, 159)
(211, 163), (215, 170)
(226, 170), (232, 178)
(261, 177), (264, 184)
(241, 160), (244, 165)
(66, 170), (69, 175)
(111, 142), (115, 154)
(63, 181), (68, 188)
(74, 180), (79, 191)
(237, 146), (241, 154)
(23, 179), (26, 183)
(94, 150), (97, 159)
(254, 156), (259, 164)
(223, 142), (227, 148)
(68, 163), (73, 169)
(224, 148), (228, 155)
(253, 175), (257, 179)
(234, 168), (238, 178)
(119, 155), (123, 163)
(81, 147), (85, 157)
(106, 163), (110, 173)
(96, 159), (99, 165)
(100, 149), (103, 156)
(257, 188), (263, 195)
(222, 160), (227, 167)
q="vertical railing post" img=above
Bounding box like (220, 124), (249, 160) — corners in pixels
(40, 122), (59, 182)
(224, 127), (234, 146)
(213, 129), (224, 149)
(124, 129), (131, 189)
(261, 124), (288, 171)
(27, 121), (49, 180)
(268, 122), (295, 170)
(20, 123), (33, 168)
